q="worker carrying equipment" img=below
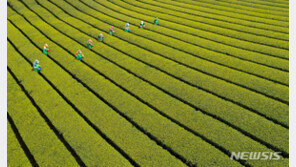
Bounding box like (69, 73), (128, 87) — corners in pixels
(98, 34), (104, 42)
(140, 21), (145, 28)
(33, 60), (41, 72)
(125, 23), (130, 32)
(87, 39), (94, 49)
(75, 50), (85, 61)
(109, 26), (115, 35)
(43, 44), (50, 56)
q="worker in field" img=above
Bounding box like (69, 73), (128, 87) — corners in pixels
(109, 26), (115, 35)
(140, 21), (145, 28)
(87, 39), (94, 49)
(43, 44), (50, 56)
(125, 23), (130, 32)
(75, 50), (84, 61)
(98, 34), (104, 42)
(33, 60), (41, 72)
(154, 17), (159, 25)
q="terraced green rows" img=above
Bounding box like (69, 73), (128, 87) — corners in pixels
(154, 0), (288, 28)
(8, 27), (133, 166)
(8, 1), (289, 166)
(7, 66), (79, 167)
(7, 118), (31, 167)
(186, 0), (288, 17)
(75, 0), (289, 100)
(71, 0), (289, 87)
(16, 0), (290, 147)
(8, 10), (200, 166)
(233, 0), (288, 8)
(8, 0), (289, 166)
(115, 0), (288, 49)
(8, 3), (246, 166)
(150, 0), (288, 33)
(85, 0), (289, 68)
(106, 0), (289, 66)
(136, 0), (288, 40)
(36, 0), (289, 127)
(172, 0), (288, 21)
(216, 0), (288, 12)
(105, 0), (289, 55)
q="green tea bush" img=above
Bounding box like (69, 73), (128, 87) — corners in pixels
(173, 0), (288, 21)
(8, 5), (243, 166)
(135, 0), (288, 41)
(153, 0), (288, 31)
(116, 0), (288, 49)
(9, 0), (289, 156)
(49, 0), (289, 122)
(8, 22), (131, 166)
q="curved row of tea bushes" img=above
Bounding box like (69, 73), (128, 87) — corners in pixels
(8, 22), (132, 166)
(172, 0), (288, 21)
(234, 0), (288, 8)
(91, 0), (289, 68)
(135, 0), (288, 40)
(118, 0), (288, 49)
(12, 0), (289, 155)
(185, 0), (288, 17)
(8, 13), (189, 167)
(216, 0), (288, 12)
(56, 0), (289, 123)
(7, 60), (79, 166)
(148, 0), (288, 33)
(9, 4), (242, 166)
(7, 114), (33, 166)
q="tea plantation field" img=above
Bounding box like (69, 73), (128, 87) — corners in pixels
(7, 0), (289, 166)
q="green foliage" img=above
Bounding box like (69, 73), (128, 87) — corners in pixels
(77, 0), (289, 101)
(180, 0), (288, 17)
(15, 0), (290, 153)
(231, 0), (288, 8)
(7, 120), (31, 167)
(87, 0), (289, 70)
(12, 2), (286, 155)
(7, 24), (132, 166)
(7, 66), (78, 167)
(111, 0), (288, 49)
(153, 0), (288, 31)
(45, 0), (289, 127)
(8, 10), (187, 167)
(7, 0), (289, 166)
(214, 0), (288, 13)
(173, 0), (288, 21)
(134, 0), (288, 41)
(8, 4), (245, 166)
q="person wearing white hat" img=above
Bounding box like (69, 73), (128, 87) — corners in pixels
(98, 34), (104, 42)
(33, 60), (41, 72)
(140, 21), (145, 28)
(125, 23), (130, 32)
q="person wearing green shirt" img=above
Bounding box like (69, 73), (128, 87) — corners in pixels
(87, 39), (94, 49)
(98, 34), (104, 42)
(140, 21), (145, 28)
(109, 26), (115, 35)
(125, 23), (130, 32)
(33, 60), (41, 72)
(154, 17), (159, 25)
(75, 50), (84, 61)
(43, 44), (50, 56)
